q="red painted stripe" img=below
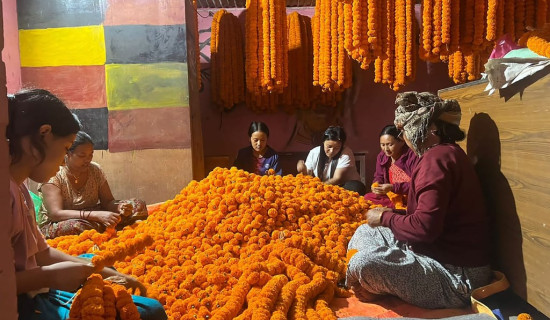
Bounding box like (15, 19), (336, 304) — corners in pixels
(104, 0), (185, 26)
(108, 107), (191, 152)
(20, 66), (106, 109)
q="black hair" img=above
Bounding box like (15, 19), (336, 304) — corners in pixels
(317, 126), (346, 180)
(433, 119), (465, 143)
(7, 89), (81, 164)
(379, 124), (401, 140)
(69, 131), (94, 153)
(248, 121), (270, 137)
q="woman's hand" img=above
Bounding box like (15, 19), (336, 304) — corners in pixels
(91, 211), (121, 228)
(366, 207), (391, 227)
(297, 160), (307, 174)
(372, 183), (393, 195)
(117, 202), (133, 217)
(44, 261), (94, 292)
(105, 275), (147, 296)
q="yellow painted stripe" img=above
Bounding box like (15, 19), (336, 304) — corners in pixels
(19, 26), (106, 67)
(105, 63), (189, 110)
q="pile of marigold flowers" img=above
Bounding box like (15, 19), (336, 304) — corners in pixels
(49, 167), (370, 319)
(69, 273), (140, 320)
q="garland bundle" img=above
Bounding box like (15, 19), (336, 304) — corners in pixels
(373, 0), (416, 91)
(211, 10), (245, 110)
(312, 0), (352, 93)
(69, 274), (140, 320)
(281, 12), (314, 111)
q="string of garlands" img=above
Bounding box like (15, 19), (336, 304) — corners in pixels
(281, 12), (314, 111)
(207, 0), (550, 112)
(245, 0), (288, 112)
(312, 0), (352, 93)
(420, 0), (549, 84)
(211, 9), (245, 110)
(68, 274), (140, 320)
(49, 167), (369, 320)
(518, 23), (550, 58)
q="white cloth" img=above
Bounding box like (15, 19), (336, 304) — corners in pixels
(484, 49), (550, 95)
(304, 146), (357, 182)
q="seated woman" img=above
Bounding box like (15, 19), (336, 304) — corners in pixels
(38, 131), (147, 239)
(364, 124), (418, 208)
(297, 126), (367, 195)
(8, 89), (165, 320)
(346, 92), (492, 309)
(233, 121), (282, 175)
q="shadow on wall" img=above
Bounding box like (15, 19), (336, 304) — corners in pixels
(466, 112), (527, 299)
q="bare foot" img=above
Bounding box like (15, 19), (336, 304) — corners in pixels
(352, 285), (383, 302)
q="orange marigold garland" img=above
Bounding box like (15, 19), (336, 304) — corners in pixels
(211, 10), (245, 110)
(69, 274), (141, 320)
(518, 25), (550, 58)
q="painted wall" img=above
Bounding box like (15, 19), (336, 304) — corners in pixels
(15, 0), (194, 203)
(198, 6), (455, 180)
(2, 0), (21, 93)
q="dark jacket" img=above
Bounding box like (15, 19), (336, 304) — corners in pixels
(373, 147), (418, 194)
(233, 146), (282, 176)
(381, 143), (490, 267)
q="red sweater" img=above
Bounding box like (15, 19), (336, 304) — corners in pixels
(381, 143), (490, 267)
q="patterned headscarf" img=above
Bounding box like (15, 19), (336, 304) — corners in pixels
(394, 91), (461, 155)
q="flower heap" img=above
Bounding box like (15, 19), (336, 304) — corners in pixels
(312, 0), (352, 94)
(68, 274), (140, 320)
(50, 167), (369, 319)
(420, 0), (548, 84)
(245, 0), (288, 112)
(211, 9), (245, 110)
(518, 23), (550, 58)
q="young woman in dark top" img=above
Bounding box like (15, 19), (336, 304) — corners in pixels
(233, 121), (282, 175)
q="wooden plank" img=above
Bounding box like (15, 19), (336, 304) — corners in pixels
(19, 26), (106, 67)
(440, 75), (550, 316)
(185, 0), (205, 180)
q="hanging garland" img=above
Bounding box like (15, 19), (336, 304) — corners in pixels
(312, 0), (352, 96)
(211, 10), (245, 110)
(245, 0), (287, 112)
(281, 12), (314, 111)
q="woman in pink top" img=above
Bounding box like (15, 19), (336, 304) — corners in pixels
(7, 89), (166, 320)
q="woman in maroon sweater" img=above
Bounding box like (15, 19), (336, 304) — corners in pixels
(346, 92), (492, 308)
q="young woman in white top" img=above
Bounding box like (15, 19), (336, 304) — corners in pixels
(297, 126), (366, 195)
